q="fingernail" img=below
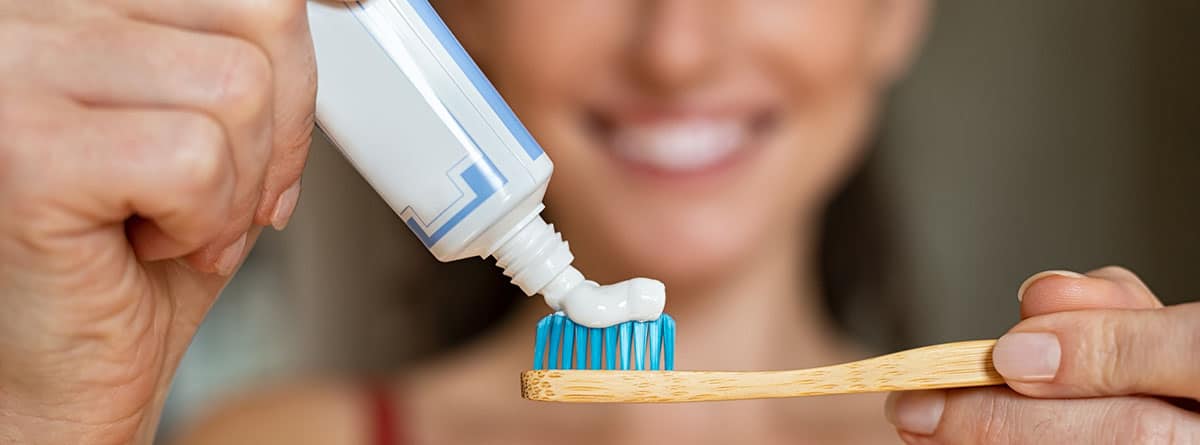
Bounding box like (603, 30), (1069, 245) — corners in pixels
(885, 390), (945, 436)
(215, 233), (248, 276)
(993, 332), (1061, 382)
(1017, 270), (1086, 301)
(270, 179), (301, 231)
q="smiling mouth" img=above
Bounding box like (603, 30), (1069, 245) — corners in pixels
(585, 107), (778, 176)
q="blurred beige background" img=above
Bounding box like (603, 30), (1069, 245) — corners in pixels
(161, 0), (1199, 438)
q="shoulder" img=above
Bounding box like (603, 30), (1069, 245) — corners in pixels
(170, 378), (370, 445)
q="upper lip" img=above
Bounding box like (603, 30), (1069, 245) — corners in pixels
(586, 102), (777, 141)
(588, 100), (769, 124)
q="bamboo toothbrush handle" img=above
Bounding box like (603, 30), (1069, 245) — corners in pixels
(522, 340), (1004, 403)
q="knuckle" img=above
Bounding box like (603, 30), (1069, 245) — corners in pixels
(1087, 313), (1132, 393)
(1182, 304), (1200, 351)
(976, 400), (1015, 444)
(0, 95), (43, 184)
(238, 0), (308, 33)
(959, 390), (1018, 444)
(213, 41), (273, 115)
(1091, 265), (1146, 290)
(0, 95), (21, 154)
(1114, 402), (1179, 445)
(0, 101), (18, 191)
(0, 27), (24, 73)
(279, 112), (316, 154)
(1092, 265), (1137, 279)
(172, 114), (231, 195)
(0, 22), (47, 73)
(0, 92), (30, 139)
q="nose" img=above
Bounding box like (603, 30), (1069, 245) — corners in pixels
(632, 0), (723, 94)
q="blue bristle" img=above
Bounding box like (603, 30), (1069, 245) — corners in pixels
(533, 315), (551, 369)
(574, 325), (587, 369)
(531, 313), (676, 371)
(647, 318), (661, 370)
(589, 328), (602, 369)
(603, 326), (617, 370)
(662, 314), (675, 370)
(618, 322), (632, 370)
(561, 318), (576, 369)
(632, 322), (647, 370)
(548, 315), (564, 369)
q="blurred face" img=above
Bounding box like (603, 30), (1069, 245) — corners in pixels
(439, 0), (925, 288)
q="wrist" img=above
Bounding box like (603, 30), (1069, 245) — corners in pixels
(0, 403), (148, 445)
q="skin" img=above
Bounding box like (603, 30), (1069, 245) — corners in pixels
(0, 0), (354, 443)
(0, 1), (1195, 445)
(885, 267), (1200, 444)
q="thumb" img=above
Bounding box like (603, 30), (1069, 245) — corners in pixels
(991, 302), (1200, 401)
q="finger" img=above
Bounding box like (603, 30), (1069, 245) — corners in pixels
(109, 0), (322, 228)
(19, 19), (275, 266)
(885, 388), (1200, 444)
(1017, 266), (1162, 319)
(992, 302), (1200, 400)
(1085, 265), (1164, 308)
(3, 94), (235, 264)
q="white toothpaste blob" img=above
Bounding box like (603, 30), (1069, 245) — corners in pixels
(492, 215), (666, 328)
(552, 277), (666, 328)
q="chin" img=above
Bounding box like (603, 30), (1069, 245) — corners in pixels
(564, 195), (774, 294)
(618, 238), (752, 295)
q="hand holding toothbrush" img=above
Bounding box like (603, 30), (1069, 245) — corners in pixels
(0, 1), (353, 443)
(525, 266), (1199, 444)
(886, 267), (1200, 444)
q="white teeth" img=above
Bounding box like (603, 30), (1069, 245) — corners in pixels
(611, 120), (746, 172)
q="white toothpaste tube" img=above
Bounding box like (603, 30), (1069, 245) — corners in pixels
(307, 0), (665, 327)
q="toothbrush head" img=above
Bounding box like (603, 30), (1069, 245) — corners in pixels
(532, 313), (675, 370)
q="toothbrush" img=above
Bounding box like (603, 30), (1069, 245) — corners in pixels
(531, 313), (677, 371)
(521, 339), (1003, 402)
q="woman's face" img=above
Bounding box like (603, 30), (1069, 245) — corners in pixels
(439, 0), (925, 288)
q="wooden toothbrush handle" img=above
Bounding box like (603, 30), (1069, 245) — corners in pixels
(521, 340), (1004, 403)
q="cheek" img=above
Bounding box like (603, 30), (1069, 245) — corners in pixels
(746, 0), (876, 86)
(476, 1), (633, 118)
(747, 0), (883, 213)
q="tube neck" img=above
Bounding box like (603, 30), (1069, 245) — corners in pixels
(491, 215), (584, 310)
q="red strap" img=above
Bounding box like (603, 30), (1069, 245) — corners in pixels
(367, 382), (403, 445)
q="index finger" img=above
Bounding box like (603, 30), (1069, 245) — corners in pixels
(1017, 266), (1163, 319)
(109, 0), (357, 227)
